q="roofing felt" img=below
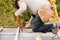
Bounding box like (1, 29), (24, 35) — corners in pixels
(0, 28), (60, 40)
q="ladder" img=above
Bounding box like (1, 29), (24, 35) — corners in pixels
(49, 0), (59, 23)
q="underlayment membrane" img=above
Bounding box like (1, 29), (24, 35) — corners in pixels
(0, 28), (60, 40)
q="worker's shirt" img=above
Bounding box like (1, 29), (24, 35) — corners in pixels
(15, 0), (51, 16)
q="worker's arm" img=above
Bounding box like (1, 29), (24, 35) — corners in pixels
(15, 2), (27, 30)
(15, 2), (27, 16)
(25, 16), (34, 27)
(25, 14), (36, 27)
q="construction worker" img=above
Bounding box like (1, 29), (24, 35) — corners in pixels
(15, 0), (58, 33)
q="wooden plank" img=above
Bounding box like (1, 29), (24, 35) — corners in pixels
(0, 32), (57, 36)
(2, 27), (60, 30)
(1, 26), (60, 30)
(0, 32), (16, 34)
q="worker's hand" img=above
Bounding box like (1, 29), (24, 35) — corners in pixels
(25, 21), (31, 28)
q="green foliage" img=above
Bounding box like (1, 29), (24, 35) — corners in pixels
(0, 0), (31, 27)
(56, 0), (60, 11)
(56, 5), (60, 17)
(0, 0), (17, 27)
(56, 0), (60, 17)
(0, 0), (60, 28)
(56, 5), (60, 12)
(20, 11), (31, 26)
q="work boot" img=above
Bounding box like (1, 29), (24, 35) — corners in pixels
(52, 21), (58, 34)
